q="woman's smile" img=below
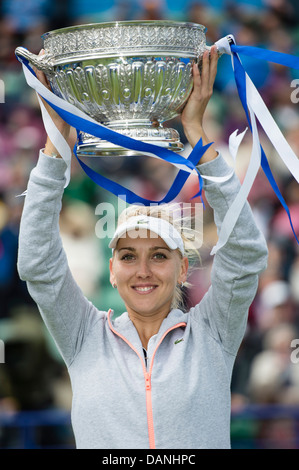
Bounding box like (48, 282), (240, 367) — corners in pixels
(109, 230), (188, 319)
(132, 284), (158, 294)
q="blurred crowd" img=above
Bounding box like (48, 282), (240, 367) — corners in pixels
(0, 0), (299, 449)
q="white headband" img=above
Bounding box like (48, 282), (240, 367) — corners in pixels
(109, 215), (185, 256)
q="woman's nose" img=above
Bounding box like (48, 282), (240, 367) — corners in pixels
(136, 258), (152, 277)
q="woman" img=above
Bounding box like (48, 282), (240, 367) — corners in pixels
(17, 46), (268, 449)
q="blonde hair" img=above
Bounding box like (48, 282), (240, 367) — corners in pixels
(116, 203), (202, 310)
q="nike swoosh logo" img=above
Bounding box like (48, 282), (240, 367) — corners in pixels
(174, 338), (184, 345)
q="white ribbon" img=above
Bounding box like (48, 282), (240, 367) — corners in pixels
(216, 35), (299, 183)
(22, 64), (198, 176)
(20, 58), (252, 255)
(38, 96), (72, 187)
(245, 72), (299, 183)
(20, 60), (238, 190)
(211, 110), (260, 255)
(211, 35), (299, 254)
(17, 36), (299, 259)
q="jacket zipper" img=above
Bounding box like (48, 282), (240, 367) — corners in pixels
(107, 309), (186, 449)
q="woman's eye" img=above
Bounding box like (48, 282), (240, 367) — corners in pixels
(120, 252), (168, 261)
(153, 252), (167, 260)
(120, 253), (135, 261)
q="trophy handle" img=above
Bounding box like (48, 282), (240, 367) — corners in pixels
(15, 47), (54, 75)
(196, 44), (223, 70)
(206, 44), (224, 57)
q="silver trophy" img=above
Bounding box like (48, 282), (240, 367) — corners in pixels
(15, 20), (211, 157)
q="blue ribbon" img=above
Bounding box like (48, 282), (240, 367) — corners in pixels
(231, 44), (299, 70)
(43, 95), (208, 203)
(17, 52), (208, 205)
(73, 136), (210, 205)
(229, 40), (299, 244)
(18, 42), (299, 246)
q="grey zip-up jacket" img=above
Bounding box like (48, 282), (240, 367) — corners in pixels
(17, 151), (268, 449)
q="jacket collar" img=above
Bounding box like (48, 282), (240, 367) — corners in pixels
(108, 308), (187, 353)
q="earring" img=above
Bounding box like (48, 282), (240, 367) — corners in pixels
(112, 283), (117, 289)
(178, 281), (184, 288)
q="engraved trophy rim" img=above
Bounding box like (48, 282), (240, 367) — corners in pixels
(41, 19), (207, 40)
(40, 20), (208, 63)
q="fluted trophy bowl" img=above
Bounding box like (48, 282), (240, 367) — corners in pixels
(16, 20), (210, 156)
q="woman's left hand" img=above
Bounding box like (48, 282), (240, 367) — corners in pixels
(181, 45), (219, 157)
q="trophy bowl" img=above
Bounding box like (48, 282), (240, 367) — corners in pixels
(15, 20), (210, 157)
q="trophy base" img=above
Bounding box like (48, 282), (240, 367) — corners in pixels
(76, 123), (184, 157)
